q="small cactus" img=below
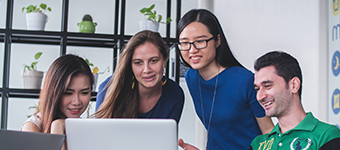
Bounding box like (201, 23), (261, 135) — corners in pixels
(82, 14), (93, 22)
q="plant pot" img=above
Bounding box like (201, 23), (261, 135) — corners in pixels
(22, 70), (44, 89)
(92, 73), (98, 91)
(26, 12), (48, 31)
(140, 20), (159, 32)
(77, 21), (97, 33)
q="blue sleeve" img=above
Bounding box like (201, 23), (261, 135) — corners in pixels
(95, 75), (112, 111)
(236, 69), (265, 118)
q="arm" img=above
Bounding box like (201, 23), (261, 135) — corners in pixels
(51, 119), (67, 150)
(21, 121), (42, 132)
(169, 90), (185, 123)
(255, 116), (274, 134)
(319, 138), (340, 150)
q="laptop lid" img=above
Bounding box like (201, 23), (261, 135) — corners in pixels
(0, 129), (65, 150)
(65, 118), (178, 150)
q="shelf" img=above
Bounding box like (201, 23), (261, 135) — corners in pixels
(1, 30), (176, 48)
(4, 88), (97, 101)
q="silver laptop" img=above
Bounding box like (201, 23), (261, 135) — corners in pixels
(0, 129), (65, 150)
(65, 118), (178, 150)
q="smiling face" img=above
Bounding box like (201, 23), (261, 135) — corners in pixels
(254, 66), (292, 118)
(59, 74), (91, 118)
(131, 42), (165, 90)
(179, 22), (220, 72)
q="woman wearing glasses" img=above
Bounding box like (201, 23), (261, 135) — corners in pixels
(177, 9), (274, 150)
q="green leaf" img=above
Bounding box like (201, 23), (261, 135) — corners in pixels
(47, 7), (52, 12)
(40, 3), (47, 10)
(158, 15), (162, 22)
(88, 63), (94, 67)
(140, 8), (148, 14)
(34, 52), (42, 60)
(166, 17), (172, 24)
(22, 7), (25, 12)
(149, 4), (155, 10)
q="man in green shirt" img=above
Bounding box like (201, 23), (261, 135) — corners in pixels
(250, 51), (340, 150)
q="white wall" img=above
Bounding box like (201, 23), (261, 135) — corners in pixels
(214, 1), (328, 122)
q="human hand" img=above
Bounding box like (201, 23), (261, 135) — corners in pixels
(51, 119), (66, 135)
(178, 139), (200, 150)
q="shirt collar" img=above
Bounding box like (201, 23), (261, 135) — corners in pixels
(267, 112), (317, 137)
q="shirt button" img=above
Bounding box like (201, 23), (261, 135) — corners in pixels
(279, 134), (281, 137)
(279, 143), (282, 146)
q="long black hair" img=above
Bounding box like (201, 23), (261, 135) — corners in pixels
(177, 9), (243, 68)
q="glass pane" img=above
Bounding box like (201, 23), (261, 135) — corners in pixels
(67, 46), (114, 92)
(68, 0), (115, 34)
(0, 0), (7, 28)
(0, 43), (3, 87)
(7, 98), (39, 130)
(12, 0), (62, 31)
(181, 0), (199, 16)
(10, 43), (60, 88)
(80, 101), (96, 118)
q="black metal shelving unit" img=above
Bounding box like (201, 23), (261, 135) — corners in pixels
(0, 0), (181, 129)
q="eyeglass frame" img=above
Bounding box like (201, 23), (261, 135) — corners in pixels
(177, 36), (215, 51)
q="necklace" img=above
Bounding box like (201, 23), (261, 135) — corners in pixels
(198, 74), (219, 149)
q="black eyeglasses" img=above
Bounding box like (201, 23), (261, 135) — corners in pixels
(177, 37), (215, 51)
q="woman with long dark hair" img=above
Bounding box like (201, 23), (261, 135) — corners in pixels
(177, 9), (274, 150)
(21, 54), (94, 150)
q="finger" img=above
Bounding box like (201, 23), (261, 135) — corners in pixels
(178, 139), (185, 148)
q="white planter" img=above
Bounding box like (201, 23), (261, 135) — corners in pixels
(26, 12), (48, 31)
(22, 70), (44, 89)
(92, 73), (98, 91)
(140, 20), (159, 32)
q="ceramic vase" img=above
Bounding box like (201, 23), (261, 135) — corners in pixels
(22, 70), (44, 89)
(140, 20), (159, 32)
(77, 21), (97, 33)
(92, 73), (98, 91)
(26, 12), (48, 31)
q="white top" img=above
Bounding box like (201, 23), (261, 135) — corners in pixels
(20, 112), (41, 130)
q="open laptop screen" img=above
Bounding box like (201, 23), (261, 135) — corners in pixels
(0, 129), (65, 150)
(65, 118), (177, 150)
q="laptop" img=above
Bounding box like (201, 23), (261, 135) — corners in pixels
(0, 129), (65, 150)
(65, 118), (178, 150)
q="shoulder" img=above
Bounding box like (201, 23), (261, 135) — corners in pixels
(229, 66), (254, 78)
(317, 121), (340, 138)
(184, 68), (197, 79)
(163, 77), (184, 96)
(99, 75), (113, 87)
(21, 121), (42, 132)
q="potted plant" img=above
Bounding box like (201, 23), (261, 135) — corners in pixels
(22, 52), (44, 89)
(139, 4), (172, 32)
(77, 14), (97, 33)
(22, 3), (51, 30)
(85, 59), (109, 91)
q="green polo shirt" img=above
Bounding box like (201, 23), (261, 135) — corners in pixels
(250, 112), (340, 150)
